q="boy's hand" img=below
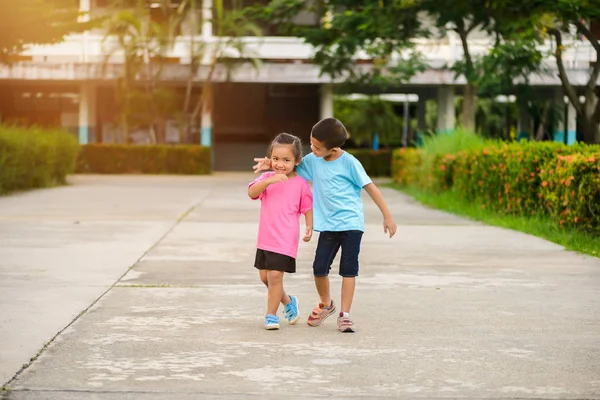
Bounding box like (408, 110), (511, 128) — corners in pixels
(384, 216), (397, 238)
(253, 157), (271, 173)
(303, 226), (313, 242)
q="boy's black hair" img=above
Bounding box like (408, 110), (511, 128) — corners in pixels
(267, 132), (303, 160)
(310, 117), (348, 150)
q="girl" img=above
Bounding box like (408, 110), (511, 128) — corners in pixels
(248, 133), (313, 330)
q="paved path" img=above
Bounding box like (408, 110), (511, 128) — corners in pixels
(1, 174), (599, 399)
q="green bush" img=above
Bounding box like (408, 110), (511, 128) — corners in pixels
(0, 125), (78, 194)
(391, 148), (422, 186)
(76, 144), (211, 174)
(452, 142), (582, 215)
(348, 149), (392, 177)
(391, 131), (600, 231)
(419, 129), (498, 192)
(540, 152), (600, 232)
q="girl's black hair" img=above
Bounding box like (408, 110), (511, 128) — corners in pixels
(267, 133), (303, 160)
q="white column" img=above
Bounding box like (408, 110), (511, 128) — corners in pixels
(201, 102), (212, 147)
(79, 84), (96, 144)
(566, 101), (577, 145)
(202, 0), (213, 39)
(320, 84), (334, 120)
(554, 89), (577, 144)
(79, 0), (91, 19)
(79, 0), (91, 63)
(436, 86), (455, 134)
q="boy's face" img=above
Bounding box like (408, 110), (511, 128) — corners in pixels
(310, 136), (334, 158)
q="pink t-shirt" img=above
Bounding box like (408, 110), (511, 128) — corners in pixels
(249, 172), (313, 259)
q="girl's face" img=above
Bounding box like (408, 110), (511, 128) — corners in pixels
(270, 144), (299, 177)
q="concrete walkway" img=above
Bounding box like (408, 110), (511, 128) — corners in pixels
(1, 174), (599, 399)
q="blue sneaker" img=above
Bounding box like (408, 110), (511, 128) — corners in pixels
(265, 314), (280, 330)
(283, 295), (300, 325)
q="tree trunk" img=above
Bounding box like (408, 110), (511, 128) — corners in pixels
(462, 83), (476, 131)
(155, 122), (166, 144)
(534, 102), (549, 141)
(582, 118), (600, 143)
(582, 92), (600, 144)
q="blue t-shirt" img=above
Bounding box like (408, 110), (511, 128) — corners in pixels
(297, 152), (372, 232)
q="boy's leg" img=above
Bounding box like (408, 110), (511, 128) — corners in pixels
(308, 232), (340, 326)
(339, 230), (363, 311)
(266, 270), (285, 316)
(312, 232), (340, 306)
(314, 276), (331, 307)
(341, 277), (356, 314)
(338, 231), (363, 332)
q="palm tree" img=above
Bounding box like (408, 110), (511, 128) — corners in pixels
(177, 0), (262, 141)
(103, 0), (261, 144)
(102, 0), (166, 143)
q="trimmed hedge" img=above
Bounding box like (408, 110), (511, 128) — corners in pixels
(348, 149), (392, 177)
(451, 142), (581, 215)
(392, 140), (600, 232)
(540, 152), (600, 231)
(0, 125), (79, 194)
(76, 144), (211, 174)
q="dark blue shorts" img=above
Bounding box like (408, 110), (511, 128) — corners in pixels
(312, 230), (363, 277)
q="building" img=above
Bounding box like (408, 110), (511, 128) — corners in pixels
(0, 0), (598, 170)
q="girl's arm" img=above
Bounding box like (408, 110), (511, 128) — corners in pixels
(303, 209), (313, 242)
(248, 174), (287, 199)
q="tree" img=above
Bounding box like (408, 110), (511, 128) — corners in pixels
(418, 0), (495, 131)
(256, 0), (427, 90)
(547, 12), (600, 143)
(103, 0), (167, 143)
(103, 0), (261, 143)
(177, 0), (262, 141)
(496, 0), (600, 143)
(0, 0), (98, 64)
(334, 96), (402, 147)
(257, 0), (546, 135)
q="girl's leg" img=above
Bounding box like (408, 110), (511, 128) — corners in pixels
(259, 269), (268, 286)
(267, 270), (285, 315)
(259, 269), (290, 306)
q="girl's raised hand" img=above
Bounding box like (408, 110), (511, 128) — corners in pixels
(268, 173), (288, 184)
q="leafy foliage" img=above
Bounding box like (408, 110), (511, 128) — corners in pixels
(0, 125), (79, 194)
(392, 134), (600, 232)
(0, 0), (100, 64)
(255, 0), (427, 89)
(495, 0), (600, 143)
(77, 144), (211, 174)
(334, 96), (402, 147)
(102, 0), (262, 143)
(347, 149), (392, 177)
(540, 151), (600, 232)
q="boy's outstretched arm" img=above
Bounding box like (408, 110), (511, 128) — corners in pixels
(363, 183), (397, 238)
(253, 157), (271, 173)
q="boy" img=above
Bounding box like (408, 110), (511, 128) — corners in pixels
(253, 118), (397, 332)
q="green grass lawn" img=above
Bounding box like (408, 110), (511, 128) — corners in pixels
(389, 184), (600, 258)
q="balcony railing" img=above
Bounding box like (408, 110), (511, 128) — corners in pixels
(17, 34), (597, 67)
